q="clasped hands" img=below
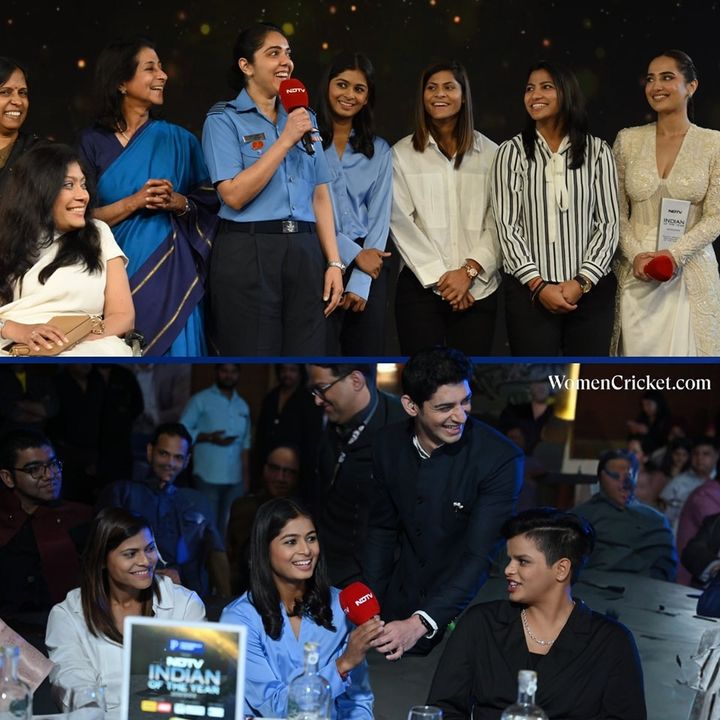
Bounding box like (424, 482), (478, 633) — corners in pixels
(135, 178), (187, 214)
(632, 249), (677, 282)
(437, 267), (476, 312)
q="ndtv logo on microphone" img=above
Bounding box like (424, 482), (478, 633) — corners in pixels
(354, 593), (374, 606)
(284, 87), (304, 93)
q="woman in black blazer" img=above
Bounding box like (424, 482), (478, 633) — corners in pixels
(427, 508), (646, 720)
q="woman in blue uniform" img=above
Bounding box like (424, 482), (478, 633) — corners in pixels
(202, 23), (344, 356)
(317, 52), (392, 356)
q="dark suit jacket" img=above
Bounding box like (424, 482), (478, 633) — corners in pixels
(0, 132), (40, 195)
(363, 418), (523, 650)
(428, 600), (646, 720)
(682, 511), (720, 582)
(314, 390), (406, 586)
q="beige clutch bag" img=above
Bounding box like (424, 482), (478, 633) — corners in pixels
(8, 314), (104, 356)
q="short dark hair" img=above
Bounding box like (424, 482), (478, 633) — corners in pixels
(317, 52), (378, 159)
(691, 436), (719, 452)
(654, 49), (698, 120)
(501, 507), (595, 584)
(150, 422), (192, 448)
(229, 23), (285, 91)
(0, 57), (28, 87)
(402, 347), (473, 405)
(248, 498), (334, 640)
(597, 449), (639, 481)
(80, 507), (158, 643)
(309, 363), (376, 385)
(0, 429), (55, 471)
(93, 38), (158, 133)
(521, 60), (589, 170)
(412, 60), (474, 170)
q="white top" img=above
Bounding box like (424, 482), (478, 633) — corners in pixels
(390, 130), (501, 300)
(45, 575), (205, 719)
(0, 220), (132, 356)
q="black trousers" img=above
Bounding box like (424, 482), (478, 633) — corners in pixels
(209, 222), (326, 356)
(395, 267), (498, 356)
(504, 272), (617, 356)
(326, 260), (389, 356)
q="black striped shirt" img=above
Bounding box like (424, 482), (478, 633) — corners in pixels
(491, 132), (619, 284)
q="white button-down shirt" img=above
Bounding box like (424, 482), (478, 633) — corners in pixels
(390, 130), (501, 300)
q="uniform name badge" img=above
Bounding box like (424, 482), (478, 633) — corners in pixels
(657, 197), (690, 251)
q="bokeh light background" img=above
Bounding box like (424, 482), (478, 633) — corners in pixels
(2, 0), (719, 147)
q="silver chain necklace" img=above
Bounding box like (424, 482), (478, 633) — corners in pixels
(521, 602), (575, 647)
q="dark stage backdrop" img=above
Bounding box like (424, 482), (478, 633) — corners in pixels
(1, 0), (719, 148)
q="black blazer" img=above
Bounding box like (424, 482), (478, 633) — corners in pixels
(363, 418), (523, 650)
(428, 600), (647, 720)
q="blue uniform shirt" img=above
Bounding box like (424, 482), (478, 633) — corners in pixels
(324, 136), (392, 300)
(202, 89), (331, 222)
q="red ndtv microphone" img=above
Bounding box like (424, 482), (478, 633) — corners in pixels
(645, 255), (674, 282)
(339, 582), (381, 625)
(279, 78), (315, 155)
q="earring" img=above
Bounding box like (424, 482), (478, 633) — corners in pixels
(119, 88), (127, 95)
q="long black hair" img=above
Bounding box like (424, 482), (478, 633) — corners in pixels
(248, 498), (334, 640)
(317, 52), (377, 159)
(521, 60), (589, 170)
(0, 143), (101, 305)
(93, 38), (157, 133)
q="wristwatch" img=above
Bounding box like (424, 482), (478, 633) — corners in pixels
(462, 262), (479, 280)
(327, 260), (346, 274)
(413, 612), (434, 636)
(573, 274), (592, 294)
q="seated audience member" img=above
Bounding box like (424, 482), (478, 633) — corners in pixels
(0, 429), (92, 621)
(0, 144), (134, 357)
(677, 461), (720, 585)
(498, 379), (553, 454)
(96, 422), (230, 598)
(427, 508), (646, 720)
(648, 422), (688, 467)
(660, 437), (719, 532)
(226, 444), (301, 594)
(0, 365), (58, 435)
(625, 390), (671, 455)
(46, 507), (205, 717)
(626, 434), (658, 506)
(682, 511), (720, 588)
(253, 364), (322, 494)
(571, 450), (677, 581)
(221, 498), (379, 720)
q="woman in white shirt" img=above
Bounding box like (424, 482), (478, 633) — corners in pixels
(46, 507), (205, 718)
(391, 60), (500, 355)
(492, 61), (618, 356)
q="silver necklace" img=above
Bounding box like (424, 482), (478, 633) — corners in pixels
(521, 602), (575, 647)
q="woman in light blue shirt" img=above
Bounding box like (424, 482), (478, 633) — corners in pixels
(221, 498), (381, 719)
(202, 23), (343, 356)
(317, 53), (392, 356)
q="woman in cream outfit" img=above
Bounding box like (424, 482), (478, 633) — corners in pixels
(612, 49), (720, 356)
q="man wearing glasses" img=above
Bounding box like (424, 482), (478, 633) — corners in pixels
(0, 429), (92, 622)
(306, 363), (405, 587)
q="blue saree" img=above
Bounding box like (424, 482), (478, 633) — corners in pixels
(79, 120), (219, 356)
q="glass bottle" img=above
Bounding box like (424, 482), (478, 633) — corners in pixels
(500, 670), (548, 720)
(287, 642), (331, 720)
(0, 646), (32, 720)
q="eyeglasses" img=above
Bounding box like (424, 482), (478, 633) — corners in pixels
(308, 371), (351, 400)
(13, 458), (63, 480)
(265, 462), (299, 478)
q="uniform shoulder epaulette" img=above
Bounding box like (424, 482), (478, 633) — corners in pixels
(207, 100), (232, 116)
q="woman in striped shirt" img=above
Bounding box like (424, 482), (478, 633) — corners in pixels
(492, 61), (619, 356)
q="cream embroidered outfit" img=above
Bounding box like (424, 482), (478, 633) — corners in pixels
(612, 123), (720, 356)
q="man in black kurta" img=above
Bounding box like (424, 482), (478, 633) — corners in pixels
(363, 347), (523, 656)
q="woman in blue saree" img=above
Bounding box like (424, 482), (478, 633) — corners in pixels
(79, 39), (218, 356)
